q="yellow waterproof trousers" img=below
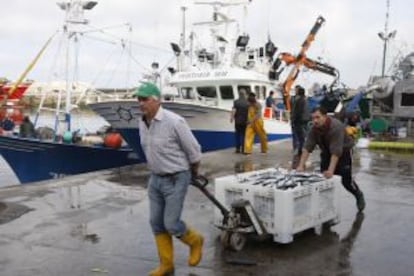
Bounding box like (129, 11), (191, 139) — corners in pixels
(244, 118), (268, 154)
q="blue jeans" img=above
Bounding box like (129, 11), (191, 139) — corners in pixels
(148, 170), (191, 236)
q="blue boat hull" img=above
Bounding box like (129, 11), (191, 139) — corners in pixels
(0, 136), (142, 184)
(118, 128), (291, 156)
(88, 100), (292, 159)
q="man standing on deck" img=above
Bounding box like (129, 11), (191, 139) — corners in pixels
(135, 82), (204, 276)
(296, 106), (366, 212)
(265, 90), (276, 118)
(19, 116), (35, 138)
(230, 89), (249, 153)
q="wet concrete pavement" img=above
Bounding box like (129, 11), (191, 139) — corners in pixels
(1, 140), (414, 276)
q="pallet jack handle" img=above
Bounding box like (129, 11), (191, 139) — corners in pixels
(191, 175), (230, 219)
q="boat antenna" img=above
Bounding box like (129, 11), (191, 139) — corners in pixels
(57, 0), (98, 132)
(242, 1), (247, 34)
(378, 0), (397, 77)
(179, 4), (188, 71)
(180, 5), (187, 51)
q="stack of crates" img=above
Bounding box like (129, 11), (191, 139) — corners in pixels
(214, 168), (342, 244)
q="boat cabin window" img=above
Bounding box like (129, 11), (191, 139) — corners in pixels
(253, 85), (267, 100)
(401, 93), (414, 106)
(254, 86), (261, 99)
(261, 86), (267, 99)
(237, 85), (251, 95)
(180, 87), (195, 99)
(219, 86), (234, 99)
(196, 86), (217, 98)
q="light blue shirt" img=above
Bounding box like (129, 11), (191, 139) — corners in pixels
(139, 106), (202, 175)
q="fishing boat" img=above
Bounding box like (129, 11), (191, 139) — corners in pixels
(89, 0), (341, 154)
(0, 0), (141, 184)
(89, 0), (292, 154)
(362, 51), (414, 139)
(0, 79), (33, 126)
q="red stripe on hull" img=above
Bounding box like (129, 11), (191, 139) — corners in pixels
(0, 84), (31, 100)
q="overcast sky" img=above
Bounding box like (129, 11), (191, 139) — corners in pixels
(1, 0), (413, 90)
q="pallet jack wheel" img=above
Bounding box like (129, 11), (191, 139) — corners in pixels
(220, 231), (231, 249)
(229, 232), (246, 251)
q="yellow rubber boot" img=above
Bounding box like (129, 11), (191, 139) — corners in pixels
(179, 227), (204, 266)
(149, 233), (174, 276)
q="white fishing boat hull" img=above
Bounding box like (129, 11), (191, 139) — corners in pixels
(89, 100), (291, 154)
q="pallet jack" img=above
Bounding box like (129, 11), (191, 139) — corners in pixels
(191, 175), (267, 251)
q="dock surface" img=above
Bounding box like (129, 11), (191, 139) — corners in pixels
(1, 140), (414, 276)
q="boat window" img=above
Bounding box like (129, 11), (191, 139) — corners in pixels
(254, 86), (261, 99)
(196, 86), (217, 98)
(180, 87), (195, 99)
(237, 85), (251, 95)
(401, 93), (414, 106)
(219, 86), (234, 99)
(262, 86), (267, 99)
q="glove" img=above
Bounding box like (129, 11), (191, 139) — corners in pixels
(346, 126), (358, 139)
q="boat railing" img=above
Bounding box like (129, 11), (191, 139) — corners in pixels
(163, 94), (219, 107)
(199, 96), (218, 106)
(263, 107), (290, 122)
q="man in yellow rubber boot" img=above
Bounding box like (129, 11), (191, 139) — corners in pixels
(134, 82), (204, 275)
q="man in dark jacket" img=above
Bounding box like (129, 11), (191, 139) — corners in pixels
(291, 85), (309, 168)
(19, 116), (35, 138)
(230, 89), (249, 153)
(296, 106), (366, 212)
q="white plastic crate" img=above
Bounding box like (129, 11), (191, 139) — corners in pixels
(214, 168), (342, 243)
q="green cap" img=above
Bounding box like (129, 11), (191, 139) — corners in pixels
(133, 82), (160, 98)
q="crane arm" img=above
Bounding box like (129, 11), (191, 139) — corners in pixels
(4, 32), (57, 100)
(303, 57), (338, 77)
(280, 16), (326, 111)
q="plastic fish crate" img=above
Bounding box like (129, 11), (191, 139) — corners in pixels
(214, 168), (342, 243)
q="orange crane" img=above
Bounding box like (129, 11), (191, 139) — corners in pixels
(276, 16), (338, 111)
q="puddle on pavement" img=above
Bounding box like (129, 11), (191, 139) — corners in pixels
(234, 160), (255, 173)
(0, 202), (33, 224)
(106, 170), (149, 187)
(211, 212), (365, 275)
(54, 182), (146, 213)
(359, 151), (414, 179)
(70, 223), (101, 244)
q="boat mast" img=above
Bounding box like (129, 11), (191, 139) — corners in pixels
(181, 5), (187, 51)
(378, 0), (397, 77)
(57, 0), (97, 132)
(179, 4), (188, 71)
(193, 0), (250, 68)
